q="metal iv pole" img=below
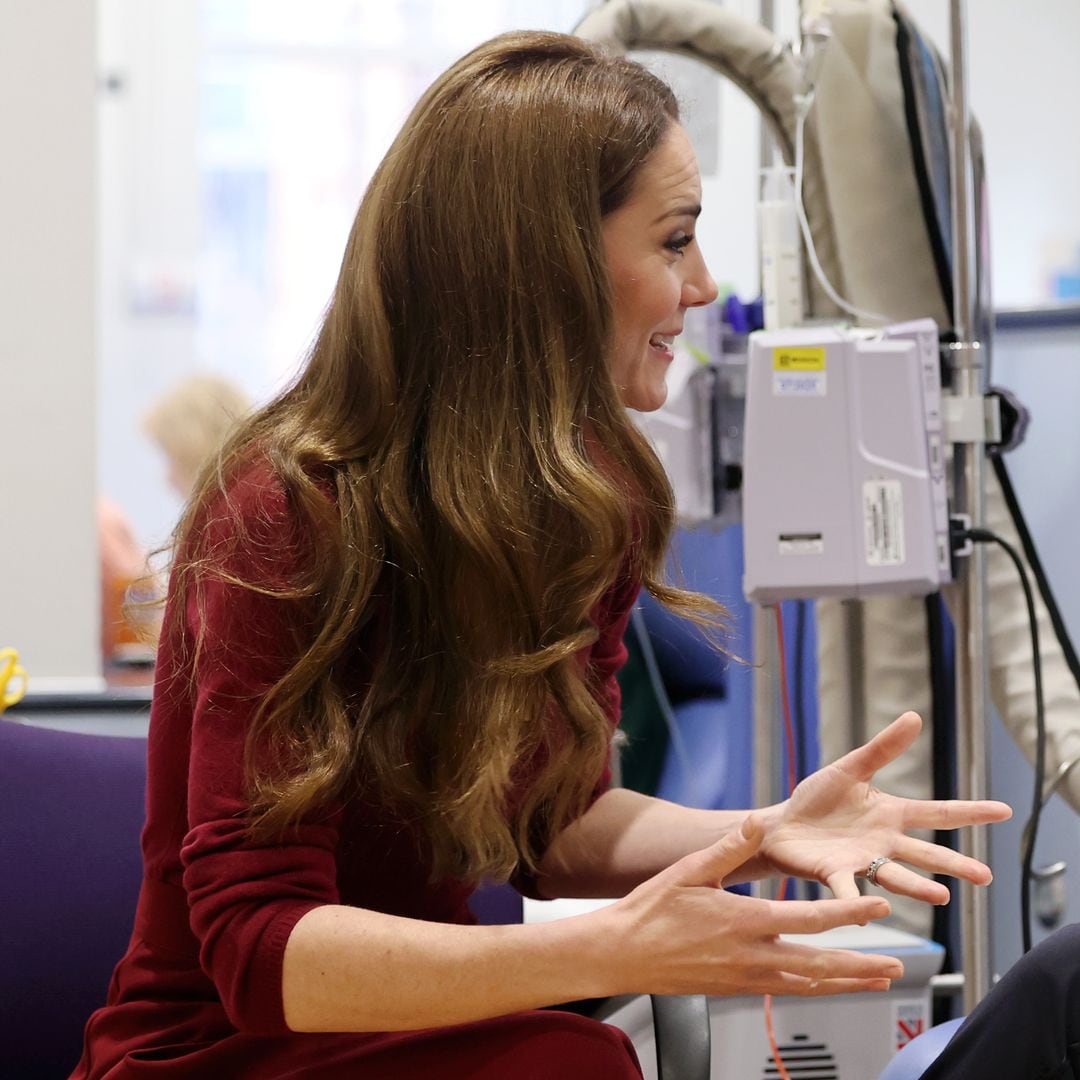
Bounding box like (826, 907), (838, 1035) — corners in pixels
(750, 0), (781, 902)
(946, 0), (994, 1013)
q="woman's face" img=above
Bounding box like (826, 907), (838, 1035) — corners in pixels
(602, 123), (718, 412)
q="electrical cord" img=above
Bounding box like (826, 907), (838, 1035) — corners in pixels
(925, 593), (957, 1014)
(960, 525), (1045, 954)
(1022, 755), (1080, 860)
(774, 604), (799, 798)
(791, 94), (890, 325)
(793, 600), (809, 786)
(992, 452), (1080, 704)
(792, 599), (821, 902)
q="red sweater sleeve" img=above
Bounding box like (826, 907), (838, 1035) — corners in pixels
(177, 469), (341, 1034)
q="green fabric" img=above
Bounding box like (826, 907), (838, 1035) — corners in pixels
(615, 623), (670, 796)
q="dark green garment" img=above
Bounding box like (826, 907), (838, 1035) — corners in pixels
(615, 621), (670, 796)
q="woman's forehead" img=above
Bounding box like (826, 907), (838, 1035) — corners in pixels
(621, 124), (702, 220)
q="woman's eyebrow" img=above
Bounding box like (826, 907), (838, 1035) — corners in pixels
(652, 203), (702, 225)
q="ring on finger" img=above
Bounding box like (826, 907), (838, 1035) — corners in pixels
(865, 855), (891, 886)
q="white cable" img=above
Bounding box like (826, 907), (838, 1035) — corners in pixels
(792, 93), (890, 325)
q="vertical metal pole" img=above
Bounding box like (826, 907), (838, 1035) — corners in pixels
(752, 602), (781, 899)
(947, 0), (993, 1013)
(841, 600), (866, 753)
(759, 0), (777, 168)
(752, 0), (780, 903)
(758, 0), (778, 300)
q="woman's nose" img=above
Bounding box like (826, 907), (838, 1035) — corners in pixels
(684, 254), (719, 308)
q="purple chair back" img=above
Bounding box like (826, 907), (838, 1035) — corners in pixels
(0, 720), (147, 1078)
(467, 880), (524, 925)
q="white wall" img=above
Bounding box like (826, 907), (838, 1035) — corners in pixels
(881, 0), (1080, 308)
(98, 0), (200, 555)
(0, 1), (100, 688)
(985, 324), (1080, 968)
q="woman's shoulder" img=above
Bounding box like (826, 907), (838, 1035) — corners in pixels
(181, 451), (330, 582)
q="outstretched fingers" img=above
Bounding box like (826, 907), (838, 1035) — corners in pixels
(761, 895), (890, 935)
(859, 858), (951, 904)
(824, 871), (861, 901)
(764, 972), (894, 997)
(768, 941), (904, 984)
(891, 835), (994, 886)
(835, 711), (923, 783)
(900, 797), (1012, 832)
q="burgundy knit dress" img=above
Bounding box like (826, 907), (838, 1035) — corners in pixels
(71, 463), (643, 1079)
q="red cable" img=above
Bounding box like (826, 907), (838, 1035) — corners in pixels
(764, 992), (794, 1080)
(774, 603), (798, 796)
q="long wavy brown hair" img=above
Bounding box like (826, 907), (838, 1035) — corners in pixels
(170, 30), (726, 883)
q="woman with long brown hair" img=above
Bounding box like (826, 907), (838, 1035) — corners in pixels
(72, 30), (1009, 1079)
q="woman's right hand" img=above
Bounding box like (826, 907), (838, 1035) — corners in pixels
(601, 815), (904, 998)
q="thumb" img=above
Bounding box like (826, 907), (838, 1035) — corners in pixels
(674, 814), (766, 888)
(839, 711), (922, 782)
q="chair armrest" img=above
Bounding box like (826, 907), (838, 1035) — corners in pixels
(651, 994), (711, 1080)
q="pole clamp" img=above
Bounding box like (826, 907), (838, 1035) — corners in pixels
(943, 394), (1002, 445)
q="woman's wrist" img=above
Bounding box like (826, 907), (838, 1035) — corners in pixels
(570, 895), (640, 999)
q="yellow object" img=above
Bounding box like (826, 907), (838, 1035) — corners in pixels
(0, 648), (28, 714)
(772, 346), (827, 371)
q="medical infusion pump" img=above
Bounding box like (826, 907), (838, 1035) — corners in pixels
(742, 320), (950, 603)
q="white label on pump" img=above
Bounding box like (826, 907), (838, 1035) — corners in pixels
(773, 371), (827, 396)
(864, 480), (905, 566)
(778, 532), (824, 556)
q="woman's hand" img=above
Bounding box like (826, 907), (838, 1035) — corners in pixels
(760, 711), (1012, 903)
(604, 816), (903, 998)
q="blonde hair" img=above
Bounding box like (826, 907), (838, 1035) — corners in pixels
(144, 374), (252, 493)
(170, 31), (725, 883)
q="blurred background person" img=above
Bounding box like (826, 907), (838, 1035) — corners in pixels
(98, 495), (150, 667)
(101, 374), (252, 673)
(142, 373), (253, 501)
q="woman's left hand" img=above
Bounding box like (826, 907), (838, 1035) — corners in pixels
(758, 711), (1012, 903)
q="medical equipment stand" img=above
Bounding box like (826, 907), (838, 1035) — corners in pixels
(747, 0), (994, 1005)
(946, 0), (993, 1014)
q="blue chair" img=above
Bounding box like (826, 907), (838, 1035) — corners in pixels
(878, 1017), (965, 1080)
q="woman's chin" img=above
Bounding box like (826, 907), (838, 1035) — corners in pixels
(622, 383), (669, 413)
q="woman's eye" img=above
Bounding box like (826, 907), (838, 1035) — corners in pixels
(665, 234), (694, 255)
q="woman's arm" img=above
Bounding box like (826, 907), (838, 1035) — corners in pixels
(281, 818), (898, 1033)
(536, 713), (1011, 905)
(281, 902), (609, 1032)
(534, 787), (779, 899)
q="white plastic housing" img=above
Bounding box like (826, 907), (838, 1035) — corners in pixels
(742, 325), (948, 603)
